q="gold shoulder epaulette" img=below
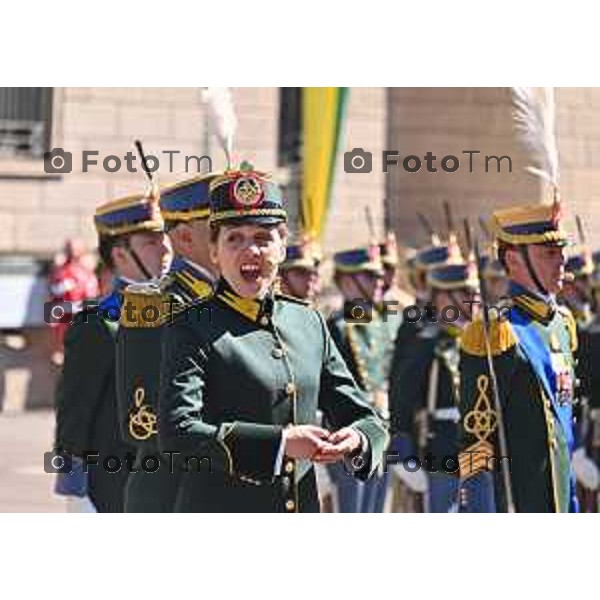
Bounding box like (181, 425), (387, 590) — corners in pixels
(172, 271), (214, 301)
(557, 305), (578, 353)
(274, 292), (310, 306)
(121, 282), (170, 329)
(461, 315), (517, 357)
(195, 279), (214, 300)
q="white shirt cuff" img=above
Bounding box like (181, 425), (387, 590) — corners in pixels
(357, 429), (368, 454)
(273, 429), (287, 476)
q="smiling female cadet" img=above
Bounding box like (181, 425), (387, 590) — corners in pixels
(157, 162), (388, 512)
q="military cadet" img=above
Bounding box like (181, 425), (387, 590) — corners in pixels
(389, 259), (480, 512)
(389, 234), (464, 378)
(117, 173), (218, 512)
(561, 248), (594, 327)
(386, 235), (464, 504)
(576, 270), (600, 510)
(54, 190), (172, 512)
(278, 237), (321, 303)
(157, 162), (388, 513)
(325, 245), (396, 512)
(564, 249), (600, 510)
(458, 200), (580, 512)
(479, 246), (509, 306)
(477, 218), (509, 306)
(378, 232), (400, 304)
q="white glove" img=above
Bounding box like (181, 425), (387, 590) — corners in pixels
(65, 496), (97, 513)
(391, 464), (428, 493)
(572, 448), (600, 491)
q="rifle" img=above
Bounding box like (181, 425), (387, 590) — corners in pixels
(417, 212), (437, 244)
(134, 139), (154, 183)
(576, 215), (587, 246)
(443, 200), (455, 237)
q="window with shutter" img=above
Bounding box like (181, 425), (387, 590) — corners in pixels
(0, 88), (53, 160)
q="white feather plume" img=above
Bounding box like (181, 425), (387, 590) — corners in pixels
(511, 87), (559, 188)
(202, 87), (237, 168)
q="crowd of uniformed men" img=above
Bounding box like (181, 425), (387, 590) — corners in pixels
(50, 157), (600, 513)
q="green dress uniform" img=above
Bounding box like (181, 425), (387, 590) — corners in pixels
(568, 254), (600, 510)
(55, 190), (165, 512)
(389, 239), (464, 391)
(157, 164), (388, 512)
(579, 266), (600, 454)
(327, 245), (399, 422)
(458, 201), (579, 512)
(580, 310), (600, 463)
(325, 245), (398, 512)
(117, 174), (216, 512)
(391, 324), (462, 462)
(390, 261), (479, 512)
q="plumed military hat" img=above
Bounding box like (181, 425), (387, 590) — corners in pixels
(208, 161), (287, 226)
(490, 200), (569, 247)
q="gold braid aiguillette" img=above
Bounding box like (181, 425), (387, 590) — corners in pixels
(464, 375), (498, 441)
(128, 386), (158, 440)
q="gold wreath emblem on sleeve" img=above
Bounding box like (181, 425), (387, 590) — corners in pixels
(128, 386), (158, 440)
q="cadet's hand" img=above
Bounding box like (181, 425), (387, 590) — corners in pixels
(312, 427), (362, 463)
(284, 425), (332, 460)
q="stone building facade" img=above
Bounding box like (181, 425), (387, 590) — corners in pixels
(1, 87), (598, 411)
(385, 88), (600, 251)
(0, 87), (386, 257)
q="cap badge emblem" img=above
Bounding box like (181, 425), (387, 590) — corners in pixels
(231, 175), (264, 208)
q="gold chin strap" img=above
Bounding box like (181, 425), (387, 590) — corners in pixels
(519, 245), (549, 297)
(125, 242), (152, 280)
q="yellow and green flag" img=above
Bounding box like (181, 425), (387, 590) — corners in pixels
(301, 87), (349, 240)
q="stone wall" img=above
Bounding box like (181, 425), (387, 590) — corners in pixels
(385, 87), (600, 251)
